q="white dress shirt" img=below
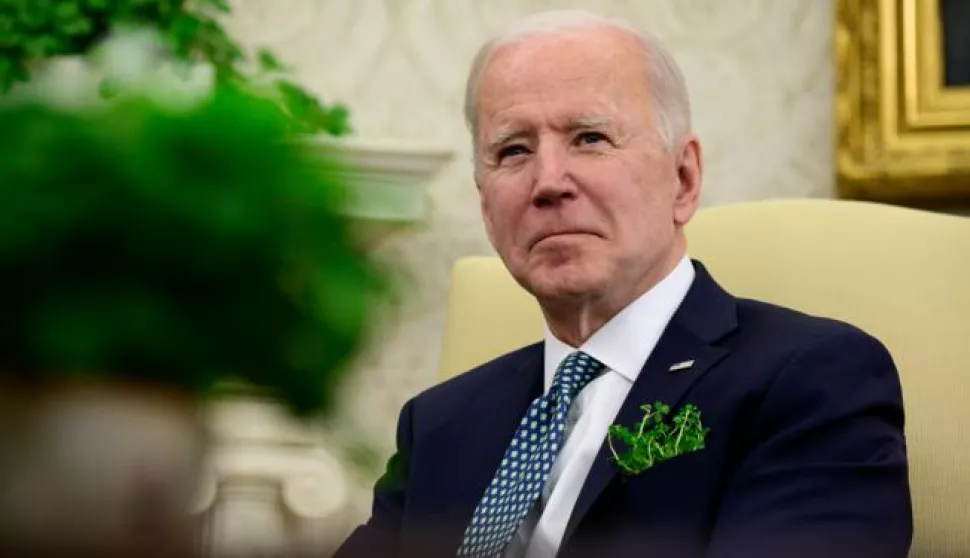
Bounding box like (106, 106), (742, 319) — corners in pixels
(505, 256), (696, 558)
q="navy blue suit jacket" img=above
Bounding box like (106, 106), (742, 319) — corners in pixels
(336, 262), (912, 558)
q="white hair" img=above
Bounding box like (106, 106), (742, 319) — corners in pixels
(463, 10), (691, 150)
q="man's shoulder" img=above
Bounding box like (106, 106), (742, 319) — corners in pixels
(426, 342), (542, 395)
(732, 296), (891, 361)
(404, 342), (543, 426)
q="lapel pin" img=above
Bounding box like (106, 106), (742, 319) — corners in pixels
(668, 360), (695, 373)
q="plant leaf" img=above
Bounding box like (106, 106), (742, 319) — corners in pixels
(257, 48), (285, 72)
(609, 401), (710, 475)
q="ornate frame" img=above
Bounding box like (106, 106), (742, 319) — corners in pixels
(836, 0), (970, 204)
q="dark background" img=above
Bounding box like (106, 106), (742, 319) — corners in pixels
(941, 0), (970, 86)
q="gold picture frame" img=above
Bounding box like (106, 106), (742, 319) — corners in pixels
(836, 0), (970, 204)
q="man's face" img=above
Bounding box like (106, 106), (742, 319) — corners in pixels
(474, 28), (701, 306)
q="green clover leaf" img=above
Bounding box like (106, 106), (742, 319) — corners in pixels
(608, 402), (709, 476)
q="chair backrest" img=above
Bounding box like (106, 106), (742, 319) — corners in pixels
(436, 198), (970, 557)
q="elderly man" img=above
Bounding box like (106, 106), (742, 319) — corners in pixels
(336, 10), (911, 558)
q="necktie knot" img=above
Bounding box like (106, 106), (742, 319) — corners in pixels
(551, 351), (605, 403)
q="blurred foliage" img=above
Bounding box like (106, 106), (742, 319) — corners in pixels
(0, 84), (387, 417)
(0, 0), (350, 135)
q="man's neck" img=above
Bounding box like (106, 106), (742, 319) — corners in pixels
(540, 250), (687, 347)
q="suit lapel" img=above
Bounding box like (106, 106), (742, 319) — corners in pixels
(561, 261), (737, 544)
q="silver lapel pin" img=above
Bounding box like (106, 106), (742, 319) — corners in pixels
(668, 360), (695, 373)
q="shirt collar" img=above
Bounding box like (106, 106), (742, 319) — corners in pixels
(543, 256), (696, 388)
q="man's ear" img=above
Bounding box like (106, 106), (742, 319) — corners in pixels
(673, 136), (702, 227)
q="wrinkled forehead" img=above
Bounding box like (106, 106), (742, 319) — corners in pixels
(474, 29), (653, 135)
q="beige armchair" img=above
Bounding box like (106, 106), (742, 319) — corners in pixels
(437, 198), (970, 557)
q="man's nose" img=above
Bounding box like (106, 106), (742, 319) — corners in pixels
(530, 143), (576, 208)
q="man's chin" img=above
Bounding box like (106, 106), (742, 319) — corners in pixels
(520, 265), (605, 302)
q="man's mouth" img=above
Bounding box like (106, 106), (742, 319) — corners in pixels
(530, 230), (601, 249)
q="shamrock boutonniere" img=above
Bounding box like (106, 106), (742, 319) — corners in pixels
(607, 401), (709, 476)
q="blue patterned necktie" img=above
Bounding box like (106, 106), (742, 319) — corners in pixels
(457, 351), (605, 558)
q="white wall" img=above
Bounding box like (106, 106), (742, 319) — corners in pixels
(220, 0), (836, 539)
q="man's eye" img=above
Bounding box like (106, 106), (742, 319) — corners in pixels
(498, 145), (529, 160)
(576, 132), (608, 145)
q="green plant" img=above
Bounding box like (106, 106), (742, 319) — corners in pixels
(0, 84), (387, 417)
(607, 402), (709, 476)
(0, 0), (349, 135)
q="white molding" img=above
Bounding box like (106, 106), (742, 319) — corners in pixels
(303, 136), (453, 223)
(196, 398), (353, 556)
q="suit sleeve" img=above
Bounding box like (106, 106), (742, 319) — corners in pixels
(706, 327), (913, 558)
(332, 398), (414, 558)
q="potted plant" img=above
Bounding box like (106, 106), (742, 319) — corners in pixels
(0, 0), (348, 135)
(0, 13), (389, 556)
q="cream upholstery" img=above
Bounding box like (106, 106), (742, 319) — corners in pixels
(436, 198), (970, 557)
